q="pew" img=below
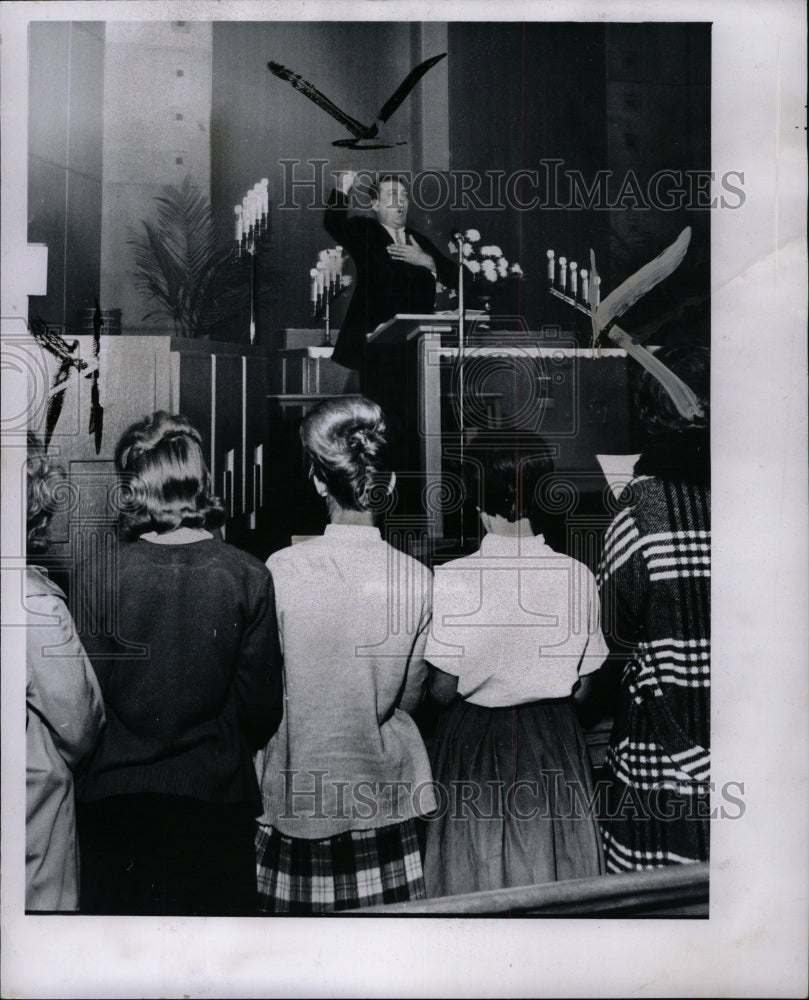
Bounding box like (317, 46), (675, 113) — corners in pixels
(346, 861), (709, 917)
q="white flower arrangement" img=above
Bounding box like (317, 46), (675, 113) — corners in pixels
(447, 229), (524, 285)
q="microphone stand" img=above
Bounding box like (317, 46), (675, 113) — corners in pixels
(456, 240), (466, 549)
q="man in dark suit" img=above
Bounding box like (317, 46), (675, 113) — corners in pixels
(324, 171), (457, 510)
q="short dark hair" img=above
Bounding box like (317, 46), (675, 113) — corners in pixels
(465, 437), (556, 523)
(635, 342), (710, 435)
(114, 411), (224, 540)
(300, 396), (391, 512)
(26, 432), (65, 555)
(368, 173), (410, 202)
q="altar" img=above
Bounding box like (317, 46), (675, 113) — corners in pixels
(267, 318), (635, 561)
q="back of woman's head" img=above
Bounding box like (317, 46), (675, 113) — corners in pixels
(300, 396), (390, 511)
(635, 342), (710, 436)
(26, 432), (64, 555)
(467, 437), (556, 523)
(114, 411), (224, 539)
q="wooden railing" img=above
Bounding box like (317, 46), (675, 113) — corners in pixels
(346, 861), (709, 917)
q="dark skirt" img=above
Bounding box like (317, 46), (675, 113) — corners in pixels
(423, 698), (606, 898)
(255, 819), (426, 914)
(77, 794), (258, 916)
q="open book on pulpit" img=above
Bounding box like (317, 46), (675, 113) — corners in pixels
(367, 312), (487, 346)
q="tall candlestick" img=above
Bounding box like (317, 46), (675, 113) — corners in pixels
(234, 205), (243, 244)
(559, 256), (567, 291)
(547, 249), (555, 283)
(593, 275), (601, 309)
(581, 268), (589, 305)
(570, 261), (578, 298)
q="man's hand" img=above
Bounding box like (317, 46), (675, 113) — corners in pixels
(336, 170), (357, 195)
(387, 238), (436, 273)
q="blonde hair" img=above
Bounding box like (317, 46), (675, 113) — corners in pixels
(300, 396), (390, 511)
(26, 432), (64, 554)
(114, 411), (224, 539)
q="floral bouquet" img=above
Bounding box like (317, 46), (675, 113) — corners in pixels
(448, 229), (524, 284)
(441, 229), (523, 313)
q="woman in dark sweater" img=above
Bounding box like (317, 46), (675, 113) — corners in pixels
(76, 411), (283, 915)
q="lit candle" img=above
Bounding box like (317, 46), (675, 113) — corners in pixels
(559, 256), (567, 292)
(260, 178), (269, 218)
(310, 267), (319, 306)
(580, 268), (589, 304)
(316, 261), (326, 296)
(570, 261), (578, 297)
(593, 275), (601, 308)
(234, 205), (243, 243)
(546, 249), (555, 283)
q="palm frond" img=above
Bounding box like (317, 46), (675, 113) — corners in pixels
(128, 174), (279, 338)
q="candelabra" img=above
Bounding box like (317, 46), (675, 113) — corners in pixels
(544, 228), (705, 423)
(546, 248), (601, 319)
(310, 247), (351, 347)
(234, 178), (270, 344)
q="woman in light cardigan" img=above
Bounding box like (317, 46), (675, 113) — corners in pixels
(255, 396), (435, 913)
(25, 434), (105, 911)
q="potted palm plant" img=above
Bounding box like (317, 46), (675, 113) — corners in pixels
(128, 175), (271, 339)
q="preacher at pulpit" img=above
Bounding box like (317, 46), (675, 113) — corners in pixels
(324, 171), (457, 375)
(324, 172), (457, 504)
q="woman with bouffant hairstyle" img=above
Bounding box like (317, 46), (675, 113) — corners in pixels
(255, 396), (436, 913)
(114, 411), (225, 539)
(75, 411), (283, 916)
(25, 433), (105, 911)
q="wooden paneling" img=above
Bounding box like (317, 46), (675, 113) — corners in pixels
(27, 22), (105, 333)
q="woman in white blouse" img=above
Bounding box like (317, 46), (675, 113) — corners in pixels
(423, 440), (608, 897)
(255, 396), (435, 913)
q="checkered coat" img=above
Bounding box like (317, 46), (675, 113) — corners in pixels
(597, 438), (710, 871)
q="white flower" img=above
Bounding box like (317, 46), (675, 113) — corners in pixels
(510, 263), (523, 276)
(448, 240), (457, 254)
(462, 242), (473, 257)
(464, 229), (481, 242)
(497, 260), (509, 277)
(480, 245), (496, 256)
(465, 259), (481, 274)
(481, 259), (498, 282)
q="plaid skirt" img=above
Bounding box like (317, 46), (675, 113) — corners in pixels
(255, 819), (426, 914)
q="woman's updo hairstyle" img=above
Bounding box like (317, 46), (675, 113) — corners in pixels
(114, 411), (225, 540)
(300, 396), (391, 512)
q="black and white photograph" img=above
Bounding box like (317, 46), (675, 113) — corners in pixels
(1, 0), (806, 996)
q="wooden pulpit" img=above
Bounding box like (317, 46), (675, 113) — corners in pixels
(368, 314), (634, 548)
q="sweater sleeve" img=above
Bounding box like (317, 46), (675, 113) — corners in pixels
(26, 594), (106, 771)
(597, 508), (647, 652)
(235, 571), (284, 752)
(397, 567), (433, 715)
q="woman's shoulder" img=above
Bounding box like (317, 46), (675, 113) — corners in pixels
(25, 565), (66, 603)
